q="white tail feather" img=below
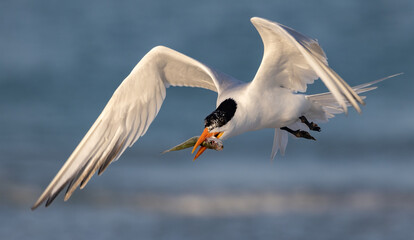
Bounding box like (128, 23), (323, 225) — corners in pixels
(307, 73), (402, 117)
(270, 73), (402, 159)
(271, 128), (288, 159)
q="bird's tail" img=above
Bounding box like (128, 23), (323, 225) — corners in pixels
(306, 73), (402, 118)
(270, 128), (289, 159)
(270, 73), (402, 159)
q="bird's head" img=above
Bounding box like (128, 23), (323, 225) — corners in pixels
(192, 98), (237, 160)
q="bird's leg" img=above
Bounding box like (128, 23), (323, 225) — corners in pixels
(299, 116), (321, 132)
(280, 127), (316, 141)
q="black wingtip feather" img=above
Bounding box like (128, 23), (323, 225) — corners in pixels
(45, 194), (57, 207)
(65, 178), (75, 195)
(44, 179), (70, 208)
(98, 139), (125, 175)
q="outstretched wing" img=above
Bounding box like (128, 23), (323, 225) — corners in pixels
(32, 46), (240, 209)
(250, 17), (364, 113)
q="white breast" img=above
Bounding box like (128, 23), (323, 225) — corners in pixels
(217, 85), (310, 139)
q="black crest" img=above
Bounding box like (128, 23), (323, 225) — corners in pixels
(204, 98), (237, 130)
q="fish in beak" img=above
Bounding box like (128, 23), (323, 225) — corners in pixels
(192, 128), (223, 161)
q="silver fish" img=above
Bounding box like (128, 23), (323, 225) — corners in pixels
(163, 136), (223, 154)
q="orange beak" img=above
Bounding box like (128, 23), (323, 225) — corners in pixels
(191, 128), (214, 154)
(192, 128), (223, 161)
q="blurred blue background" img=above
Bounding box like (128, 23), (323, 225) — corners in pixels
(1, 0), (414, 239)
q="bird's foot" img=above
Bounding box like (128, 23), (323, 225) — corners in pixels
(280, 127), (316, 141)
(294, 130), (316, 140)
(299, 116), (321, 132)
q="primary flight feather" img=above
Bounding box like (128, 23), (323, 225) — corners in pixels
(32, 17), (399, 209)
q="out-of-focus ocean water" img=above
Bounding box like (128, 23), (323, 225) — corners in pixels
(1, 0), (414, 239)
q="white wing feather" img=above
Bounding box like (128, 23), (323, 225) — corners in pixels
(32, 46), (240, 209)
(250, 17), (364, 114)
(32, 18), (396, 208)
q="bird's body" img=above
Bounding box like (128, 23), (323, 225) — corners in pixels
(216, 84), (309, 139)
(32, 17), (399, 209)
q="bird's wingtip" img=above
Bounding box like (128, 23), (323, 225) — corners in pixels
(250, 16), (260, 22)
(250, 16), (269, 25)
(31, 198), (43, 211)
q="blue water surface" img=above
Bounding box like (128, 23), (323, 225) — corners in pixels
(1, 0), (414, 239)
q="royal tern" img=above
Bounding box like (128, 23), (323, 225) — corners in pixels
(32, 17), (399, 209)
